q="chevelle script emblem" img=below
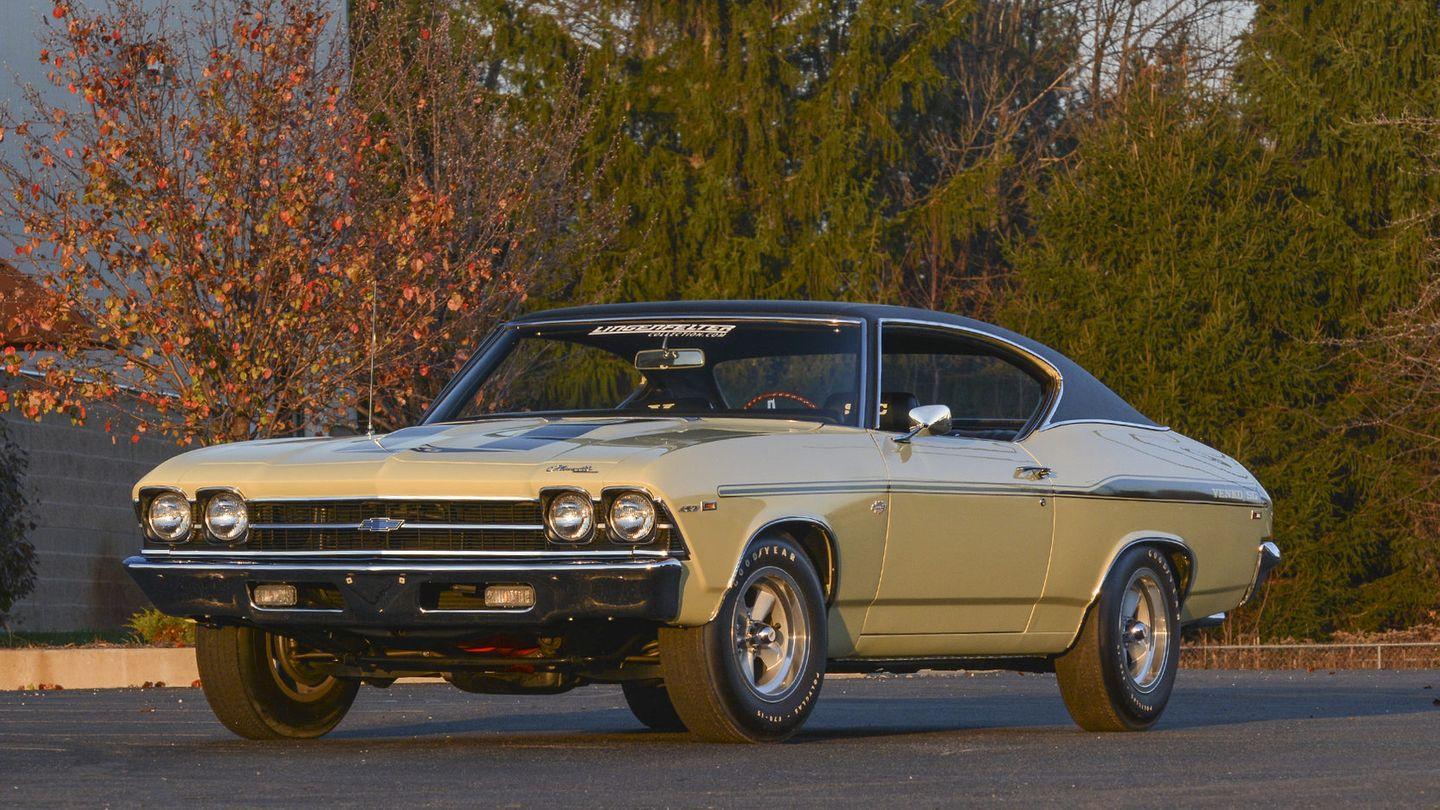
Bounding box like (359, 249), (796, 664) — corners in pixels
(359, 517), (405, 533)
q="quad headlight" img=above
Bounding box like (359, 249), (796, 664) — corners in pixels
(607, 491), (656, 543)
(204, 491), (249, 542)
(546, 491), (594, 542)
(146, 492), (193, 543)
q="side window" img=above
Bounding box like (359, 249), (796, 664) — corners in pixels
(879, 327), (1045, 440)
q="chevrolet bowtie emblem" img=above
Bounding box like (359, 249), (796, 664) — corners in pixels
(359, 517), (405, 533)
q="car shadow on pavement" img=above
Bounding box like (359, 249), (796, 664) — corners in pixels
(300, 686), (1440, 745)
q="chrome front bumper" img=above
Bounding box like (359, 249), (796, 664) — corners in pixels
(124, 556), (683, 630)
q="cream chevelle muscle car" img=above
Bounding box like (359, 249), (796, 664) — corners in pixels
(125, 301), (1280, 742)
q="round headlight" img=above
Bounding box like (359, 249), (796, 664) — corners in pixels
(146, 492), (193, 543)
(546, 491), (594, 542)
(608, 492), (656, 542)
(204, 492), (249, 542)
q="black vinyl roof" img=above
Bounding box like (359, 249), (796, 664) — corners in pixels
(511, 300), (1159, 429)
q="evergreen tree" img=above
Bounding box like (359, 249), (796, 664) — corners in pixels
(1009, 0), (1440, 637)
(1236, 0), (1440, 631)
(450, 0), (1077, 312)
(1006, 83), (1334, 638)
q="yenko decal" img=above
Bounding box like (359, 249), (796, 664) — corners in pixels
(588, 323), (736, 338)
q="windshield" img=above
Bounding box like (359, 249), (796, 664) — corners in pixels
(426, 319), (864, 426)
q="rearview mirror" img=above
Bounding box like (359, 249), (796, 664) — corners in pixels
(894, 404), (952, 443)
(634, 348), (705, 371)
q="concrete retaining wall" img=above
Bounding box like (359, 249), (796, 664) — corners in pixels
(0, 647), (198, 690)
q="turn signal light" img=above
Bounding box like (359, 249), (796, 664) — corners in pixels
(484, 584), (535, 609)
(253, 583), (298, 608)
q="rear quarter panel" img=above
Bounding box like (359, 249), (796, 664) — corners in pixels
(1020, 424), (1272, 639)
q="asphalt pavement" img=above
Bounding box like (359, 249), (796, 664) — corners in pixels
(2, 669), (1438, 807)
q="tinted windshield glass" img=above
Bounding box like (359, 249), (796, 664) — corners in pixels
(430, 320), (864, 426)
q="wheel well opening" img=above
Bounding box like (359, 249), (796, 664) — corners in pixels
(1142, 542), (1194, 604)
(760, 521), (837, 605)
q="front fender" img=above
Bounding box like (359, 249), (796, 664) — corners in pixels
(668, 491), (887, 656)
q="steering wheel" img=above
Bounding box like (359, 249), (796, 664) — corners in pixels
(743, 391), (819, 410)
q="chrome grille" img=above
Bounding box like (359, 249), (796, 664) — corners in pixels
(246, 525), (549, 553)
(246, 499), (545, 554)
(230, 498), (687, 556)
(249, 500), (542, 527)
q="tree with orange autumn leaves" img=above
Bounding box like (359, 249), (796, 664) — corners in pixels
(0, 0), (611, 444)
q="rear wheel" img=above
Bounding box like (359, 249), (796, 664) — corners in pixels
(1055, 545), (1180, 732)
(659, 536), (826, 742)
(621, 681), (687, 731)
(195, 625), (358, 740)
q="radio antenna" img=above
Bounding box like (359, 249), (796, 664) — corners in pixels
(366, 270), (378, 440)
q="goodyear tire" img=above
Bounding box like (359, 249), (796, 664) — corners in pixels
(658, 535), (826, 743)
(195, 625), (358, 740)
(620, 681), (688, 731)
(1055, 545), (1181, 732)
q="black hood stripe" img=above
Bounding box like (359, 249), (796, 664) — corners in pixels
(415, 421), (627, 453)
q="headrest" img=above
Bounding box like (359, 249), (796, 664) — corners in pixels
(878, 391), (919, 432)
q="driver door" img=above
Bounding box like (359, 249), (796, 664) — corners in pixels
(862, 324), (1055, 637)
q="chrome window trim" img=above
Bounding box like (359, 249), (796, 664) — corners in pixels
(512, 314), (866, 328)
(1037, 418), (1172, 433)
(874, 317), (1064, 441)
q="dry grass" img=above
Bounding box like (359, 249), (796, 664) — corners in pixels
(1182, 624), (1440, 669)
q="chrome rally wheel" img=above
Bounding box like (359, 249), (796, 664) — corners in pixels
(731, 567), (811, 702)
(1119, 569), (1171, 692)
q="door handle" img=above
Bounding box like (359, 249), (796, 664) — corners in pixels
(1015, 466), (1053, 481)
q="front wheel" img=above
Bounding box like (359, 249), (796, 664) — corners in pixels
(658, 536), (827, 742)
(1055, 545), (1181, 732)
(620, 681), (687, 731)
(195, 625), (359, 740)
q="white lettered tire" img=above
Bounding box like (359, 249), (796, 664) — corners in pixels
(658, 535), (826, 742)
(1055, 545), (1181, 731)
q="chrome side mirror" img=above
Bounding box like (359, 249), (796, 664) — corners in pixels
(894, 404), (952, 443)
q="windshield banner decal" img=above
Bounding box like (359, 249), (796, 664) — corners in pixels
(588, 323), (736, 338)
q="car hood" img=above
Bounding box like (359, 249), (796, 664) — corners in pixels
(135, 416), (827, 501)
